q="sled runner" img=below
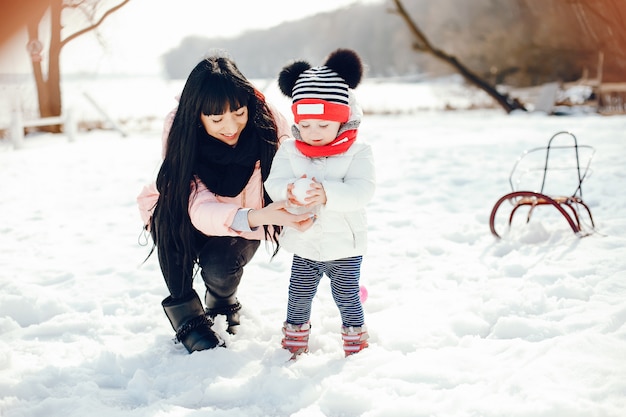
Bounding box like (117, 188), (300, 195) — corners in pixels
(489, 131), (596, 238)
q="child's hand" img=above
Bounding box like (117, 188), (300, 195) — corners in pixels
(286, 178), (303, 206)
(304, 177), (326, 207)
(287, 175), (312, 206)
(287, 176), (326, 207)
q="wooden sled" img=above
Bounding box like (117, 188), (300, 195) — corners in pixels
(489, 131), (596, 238)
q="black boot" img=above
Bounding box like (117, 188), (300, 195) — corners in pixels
(205, 293), (242, 335)
(162, 291), (223, 353)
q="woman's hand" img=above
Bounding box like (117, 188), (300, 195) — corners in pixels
(247, 200), (315, 232)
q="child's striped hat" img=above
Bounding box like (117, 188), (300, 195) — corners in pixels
(278, 49), (363, 123)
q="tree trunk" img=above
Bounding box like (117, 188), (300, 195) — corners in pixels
(48, 0), (63, 120)
(27, 0), (63, 132)
(26, 0), (131, 135)
(27, 9), (48, 118)
(392, 0), (527, 113)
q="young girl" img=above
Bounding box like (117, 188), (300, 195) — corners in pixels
(265, 49), (376, 357)
(137, 54), (314, 353)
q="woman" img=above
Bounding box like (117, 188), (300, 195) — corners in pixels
(137, 54), (314, 353)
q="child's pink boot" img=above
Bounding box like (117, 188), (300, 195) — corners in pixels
(341, 325), (369, 356)
(281, 322), (311, 359)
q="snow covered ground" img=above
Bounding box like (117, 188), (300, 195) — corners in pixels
(1, 77), (625, 417)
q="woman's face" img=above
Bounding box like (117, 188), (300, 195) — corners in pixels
(297, 119), (341, 146)
(200, 105), (248, 146)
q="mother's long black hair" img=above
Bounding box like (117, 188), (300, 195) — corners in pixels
(149, 56), (281, 295)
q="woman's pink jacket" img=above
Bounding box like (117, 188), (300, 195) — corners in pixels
(137, 103), (290, 241)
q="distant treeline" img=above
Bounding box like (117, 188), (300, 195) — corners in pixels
(162, 0), (625, 86)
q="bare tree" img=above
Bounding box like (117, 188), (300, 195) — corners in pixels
(26, 0), (130, 131)
(391, 0), (527, 113)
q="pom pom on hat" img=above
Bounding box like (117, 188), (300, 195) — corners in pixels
(325, 48), (362, 89)
(278, 48), (363, 123)
(278, 61), (311, 98)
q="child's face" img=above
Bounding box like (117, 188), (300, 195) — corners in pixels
(297, 119), (341, 146)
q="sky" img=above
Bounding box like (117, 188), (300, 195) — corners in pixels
(0, 0), (381, 75)
(0, 77), (625, 416)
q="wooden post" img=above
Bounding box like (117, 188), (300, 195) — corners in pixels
(65, 108), (77, 142)
(10, 110), (25, 149)
(9, 111), (77, 149)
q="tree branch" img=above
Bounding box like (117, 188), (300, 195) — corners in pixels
(391, 0), (526, 113)
(60, 0), (130, 48)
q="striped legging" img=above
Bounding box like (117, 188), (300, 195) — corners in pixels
(286, 254), (364, 327)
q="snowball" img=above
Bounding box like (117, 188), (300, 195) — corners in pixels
(292, 177), (314, 204)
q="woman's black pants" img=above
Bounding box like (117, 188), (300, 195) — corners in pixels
(159, 235), (260, 303)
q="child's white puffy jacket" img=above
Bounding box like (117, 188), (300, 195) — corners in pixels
(264, 138), (376, 261)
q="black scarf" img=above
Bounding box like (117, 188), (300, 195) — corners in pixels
(194, 125), (260, 197)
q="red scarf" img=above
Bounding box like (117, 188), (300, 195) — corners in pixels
(295, 129), (357, 158)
